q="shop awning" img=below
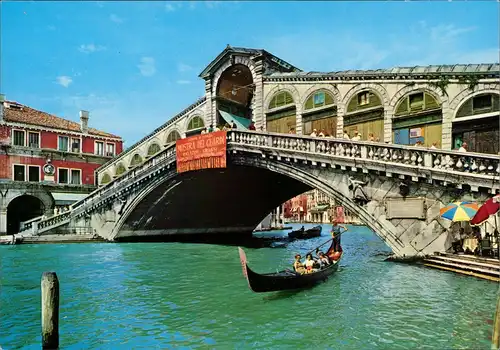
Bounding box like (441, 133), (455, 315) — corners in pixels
(219, 110), (252, 129)
(51, 192), (89, 206)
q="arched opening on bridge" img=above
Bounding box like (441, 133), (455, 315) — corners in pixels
(215, 64), (254, 129)
(115, 163), (126, 177)
(344, 89), (384, 141)
(147, 142), (161, 156)
(166, 130), (181, 145)
(452, 93), (499, 154)
(100, 173), (111, 185)
(129, 154), (143, 168)
(186, 116), (205, 137)
(302, 90), (337, 136)
(393, 90), (442, 148)
(7, 195), (45, 234)
(266, 91), (296, 133)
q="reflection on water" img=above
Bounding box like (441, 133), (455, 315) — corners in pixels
(0, 224), (497, 349)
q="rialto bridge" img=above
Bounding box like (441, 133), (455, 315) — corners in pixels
(15, 46), (500, 258)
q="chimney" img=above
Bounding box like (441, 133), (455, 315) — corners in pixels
(0, 94), (4, 122)
(80, 110), (89, 134)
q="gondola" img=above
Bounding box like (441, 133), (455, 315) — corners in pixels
(238, 237), (343, 293)
(288, 225), (322, 240)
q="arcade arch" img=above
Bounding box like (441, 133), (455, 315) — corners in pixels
(129, 154), (143, 168)
(147, 142), (161, 156)
(344, 89), (385, 141)
(302, 89), (337, 136)
(186, 116), (205, 137)
(166, 130), (181, 144)
(7, 195), (45, 234)
(266, 90), (297, 133)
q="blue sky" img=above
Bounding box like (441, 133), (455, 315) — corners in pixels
(2, 1), (498, 146)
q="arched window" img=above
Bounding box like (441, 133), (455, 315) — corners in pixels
(268, 91), (294, 110)
(129, 153), (143, 167)
(304, 90), (335, 110)
(100, 173), (111, 185)
(115, 163), (126, 176)
(187, 116), (204, 131)
(147, 143), (161, 156)
(343, 89), (384, 142)
(166, 130), (181, 144)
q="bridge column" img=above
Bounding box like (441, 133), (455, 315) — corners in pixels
(204, 79), (216, 127)
(252, 59), (265, 129)
(0, 208), (6, 234)
(383, 107), (394, 143)
(441, 106), (453, 151)
(336, 103), (345, 138)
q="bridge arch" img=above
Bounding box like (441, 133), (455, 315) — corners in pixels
(185, 115), (205, 136)
(7, 194), (47, 234)
(265, 87), (300, 134)
(300, 88), (338, 136)
(146, 140), (162, 157)
(114, 163), (127, 177)
(165, 129), (182, 145)
(390, 87), (444, 148)
(450, 89), (499, 154)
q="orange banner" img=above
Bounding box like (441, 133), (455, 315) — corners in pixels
(176, 131), (227, 173)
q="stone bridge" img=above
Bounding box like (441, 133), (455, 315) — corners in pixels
(19, 130), (500, 258)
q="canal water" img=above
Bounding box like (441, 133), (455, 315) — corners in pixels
(1, 224), (497, 349)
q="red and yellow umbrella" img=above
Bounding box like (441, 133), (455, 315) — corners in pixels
(440, 201), (480, 222)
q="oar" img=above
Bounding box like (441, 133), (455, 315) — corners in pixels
(305, 227), (348, 256)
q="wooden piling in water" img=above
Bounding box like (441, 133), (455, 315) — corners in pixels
(41, 272), (59, 349)
(493, 293), (500, 350)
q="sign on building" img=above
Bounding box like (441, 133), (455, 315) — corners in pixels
(176, 131), (227, 173)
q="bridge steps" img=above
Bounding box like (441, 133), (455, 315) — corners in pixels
(13, 234), (106, 244)
(423, 253), (500, 282)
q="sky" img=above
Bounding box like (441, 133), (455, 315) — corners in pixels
(1, 1), (498, 147)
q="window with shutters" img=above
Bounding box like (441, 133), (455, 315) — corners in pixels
(71, 169), (81, 185)
(12, 130), (25, 146)
(58, 168), (69, 184)
(28, 132), (40, 148)
(13, 165), (25, 181)
(58, 136), (69, 152)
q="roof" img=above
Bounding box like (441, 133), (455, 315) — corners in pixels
(264, 63), (500, 80)
(2, 101), (121, 139)
(199, 45), (301, 78)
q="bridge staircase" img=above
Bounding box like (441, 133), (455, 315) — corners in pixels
(423, 252), (500, 282)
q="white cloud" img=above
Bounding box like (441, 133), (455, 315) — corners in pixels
(138, 57), (156, 77)
(78, 44), (106, 54)
(110, 14), (124, 23)
(56, 76), (73, 88)
(177, 63), (192, 72)
(176, 80), (191, 85)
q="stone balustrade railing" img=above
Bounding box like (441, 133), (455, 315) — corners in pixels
(227, 130), (500, 185)
(20, 130), (500, 233)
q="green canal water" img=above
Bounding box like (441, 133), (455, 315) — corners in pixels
(1, 224), (498, 349)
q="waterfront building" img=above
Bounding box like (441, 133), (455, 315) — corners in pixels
(306, 189), (335, 223)
(0, 94), (123, 234)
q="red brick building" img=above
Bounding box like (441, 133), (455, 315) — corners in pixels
(0, 94), (123, 234)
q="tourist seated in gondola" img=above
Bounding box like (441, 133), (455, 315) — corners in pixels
(318, 252), (331, 267)
(304, 253), (319, 273)
(293, 254), (306, 274)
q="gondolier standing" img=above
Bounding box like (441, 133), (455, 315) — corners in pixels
(331, 219), (348, 254)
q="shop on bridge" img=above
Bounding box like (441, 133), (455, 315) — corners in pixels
(392, 91), (442, 147)
(266, 91), (297, 133)
(343, 90), (384, 141)
(302, 90), (337, 136)
(452, 93), (499, 154)
(185, 116), (206, 137)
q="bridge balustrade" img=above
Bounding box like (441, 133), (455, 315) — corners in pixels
(19, 130), (499, 235)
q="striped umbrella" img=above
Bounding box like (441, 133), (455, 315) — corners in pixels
(440, 201), (480, 222)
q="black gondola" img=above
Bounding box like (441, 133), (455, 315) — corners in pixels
(238, 237), (343, 293)
(288, 225), (322, 240)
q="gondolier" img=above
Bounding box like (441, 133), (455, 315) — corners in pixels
(331, 220), (347, 253)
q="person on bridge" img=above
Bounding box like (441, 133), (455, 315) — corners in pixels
(208, 124), (214, 132)
(231, 121), (237, 129)
(249, 122), (256, 131)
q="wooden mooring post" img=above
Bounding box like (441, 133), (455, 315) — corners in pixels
(493, 293), (500, 350)
(41, 272), (59, 349)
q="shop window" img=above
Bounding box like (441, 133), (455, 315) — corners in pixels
(268, 91), (294, 109)
(28, 166), (40, 182)
(12, 130), (25, 146)
(472, 95), (492, 111)
(357, 92), (370, 106)
(13, 165), (25, 181)
(58, 168), (69, 184)
(409, 93), (424, 110)
(166, 131), (181, 144)
(28, 132), (40, 148)
(71, 169), (81, 185)
(187, 116), (204, 130)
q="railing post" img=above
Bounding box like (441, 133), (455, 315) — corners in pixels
(424, 152), (433, 168)
(309, 139), (316, 153)
(360, 145), (368, 159)
(32, 221), (39, 236)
